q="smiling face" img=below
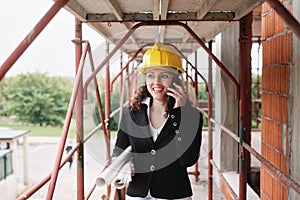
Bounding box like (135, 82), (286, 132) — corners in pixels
(145, 68), (174, 101)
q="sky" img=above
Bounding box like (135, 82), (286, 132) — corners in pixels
(0, 0), (105, 77)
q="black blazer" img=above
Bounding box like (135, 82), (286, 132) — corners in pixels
(113, 103), (203, 199)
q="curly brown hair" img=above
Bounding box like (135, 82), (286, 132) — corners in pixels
(129, 84), (151, 111)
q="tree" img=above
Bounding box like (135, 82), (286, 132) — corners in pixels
(251, 74), (262, 128)
(2, 72), (72, 126)
(0, 78), (8, 116)
(197, 83), (208, 100)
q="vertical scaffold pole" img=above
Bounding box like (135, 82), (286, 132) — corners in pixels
(105, 41), (112, 198)
(208, 41), (213, 200)
(75, 18), (85, 200)
(238, 12), (253, 200)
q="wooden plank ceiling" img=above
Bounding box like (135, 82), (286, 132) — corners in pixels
(63, 0), (265, 60)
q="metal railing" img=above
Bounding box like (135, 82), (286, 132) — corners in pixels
(210, 118), (300, 196)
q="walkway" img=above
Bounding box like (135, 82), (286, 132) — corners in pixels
(16, 131), (225, 199)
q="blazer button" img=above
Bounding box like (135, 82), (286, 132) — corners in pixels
(171, 114), (175, 119)
(151, 149), (156, 155)
(173, 122), (178, 127)
(150, 165), (155, 171)
(177, 137), (182, 141)
(175, 129), (180, 134)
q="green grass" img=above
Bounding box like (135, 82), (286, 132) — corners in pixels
(0, 123), (75, 138)
(0, 117), (117, 138)
(0, 117), (76, 138)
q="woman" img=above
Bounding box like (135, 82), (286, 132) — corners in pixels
(112, 42), (203, 200)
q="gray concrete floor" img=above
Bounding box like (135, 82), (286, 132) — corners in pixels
(15, 131), (225, 200)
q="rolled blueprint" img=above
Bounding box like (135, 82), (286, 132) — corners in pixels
(113, 161), (132, 189)
(96, 146), (132, 187)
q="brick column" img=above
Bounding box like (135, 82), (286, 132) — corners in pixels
(261, 1), (292, 199)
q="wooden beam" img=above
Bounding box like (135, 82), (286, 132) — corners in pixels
(180, 0), (216, 50)
(103, 0), (123, 20)
(102, 0), (140, 49)
(160, 0), (169, 20)
(234, 0), (266, 19)
(159, 0), (169, 42)
(153, 0), (160, 20)
(64, 1), (88, 22)
(86, 12), (235, 22)
(196, 0), (217, 19)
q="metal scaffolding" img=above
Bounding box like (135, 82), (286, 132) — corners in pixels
(1, 0), (300, 200)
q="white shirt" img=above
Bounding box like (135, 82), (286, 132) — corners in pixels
(142, 97), (168, 141)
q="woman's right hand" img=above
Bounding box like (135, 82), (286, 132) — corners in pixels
(167, 83), (187, 108)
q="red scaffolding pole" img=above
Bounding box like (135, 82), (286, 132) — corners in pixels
(74, 18), (85, 200)
(207, 41), (213, 200)
(238, 12), (253, 200)
(105, 41), (112, 198)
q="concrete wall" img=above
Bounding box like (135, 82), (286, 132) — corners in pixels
(214, 22), (239, 173)
(290, 0), (300, 199)
(0, 175), (18, 200)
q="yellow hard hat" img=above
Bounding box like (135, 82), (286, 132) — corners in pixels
(140, 42), (184, 74)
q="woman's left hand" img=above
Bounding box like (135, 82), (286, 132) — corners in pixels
(167, 83), (187, 108)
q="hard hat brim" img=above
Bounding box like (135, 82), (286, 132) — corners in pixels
(139, 66), (182, 75)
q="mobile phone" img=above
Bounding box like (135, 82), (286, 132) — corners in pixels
(167, 95), (176, 108)
(167, 77), (180, 109)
